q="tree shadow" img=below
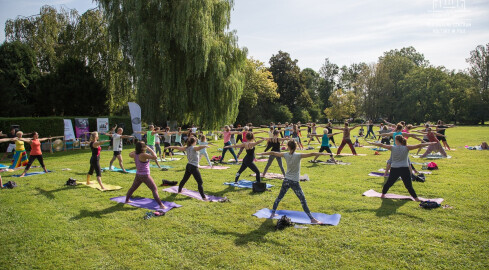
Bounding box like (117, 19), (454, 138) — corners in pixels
(212, 219), (280, 246)
(70, 203), (138, 220)
(35, 186), (77, 200)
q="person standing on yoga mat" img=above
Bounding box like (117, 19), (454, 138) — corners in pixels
(18, 132), (50, 177)
(309, 129), (341, 163)
(108, 128), (133, 173)
(125, 141), (167, 209)
(367, 136), (435, 201)
(167, 137), (209, 201)
(333, 122), (359, 155)
(226, 132), (265, 183)
(414, 128), (448, 158)
(136, 125), (162, 168)
(86, 132), (110, 190)
(259, 140), (329, 224)
(217, 126), (240, 163)
(9, 131), (29, 169)
(261, 130), (288, 177)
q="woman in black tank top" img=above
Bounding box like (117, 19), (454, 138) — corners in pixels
(224, 132), (265, 183)
(86, 132), (110, 190)
(262, 130), (287, 176)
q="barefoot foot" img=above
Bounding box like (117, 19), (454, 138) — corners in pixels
(311, 218), (323, 225)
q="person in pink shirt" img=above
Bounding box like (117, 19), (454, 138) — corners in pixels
(217, 126), (240, 163)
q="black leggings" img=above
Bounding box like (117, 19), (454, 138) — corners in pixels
(25, 155), (45, 171)
(235, 156), (260, 183)
(179, 164), (206, 199)
(88, 157), (102, 177)
(381, 138), (391, 145)
(382, 167), (417, 198)
(236, 134), (243, 143)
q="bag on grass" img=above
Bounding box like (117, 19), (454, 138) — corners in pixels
(252, 182), (267, 192)
(276, 215), (294, 230)
(5, 181), (17, 189)
(419, 201), (440, 209)
(162, 180), (178, 186)
(66, 178), (77, 186)
(427, 162), (438, 170)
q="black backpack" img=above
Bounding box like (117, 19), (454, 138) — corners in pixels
(276, 215), (294, 230)
(420, 201), (440, 209)
(252, 181), (267, 192)
(66, 178), (77, 186)
(5, 181), (17, 189)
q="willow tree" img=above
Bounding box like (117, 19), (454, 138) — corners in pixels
(97, 0), (247, 128)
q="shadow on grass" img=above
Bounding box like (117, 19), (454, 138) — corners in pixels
(70, 203), (137, 220)
(212, 219), (280, 246)
(345, 199), (424, 221)
(35, 186), (77, 200)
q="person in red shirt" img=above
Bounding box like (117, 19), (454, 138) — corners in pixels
(19, 132), (51, 177)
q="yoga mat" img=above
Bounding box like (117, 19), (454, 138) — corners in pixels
(370, 148), (388, 152)
(223, 180), (273, 189)
(173, 152), (185, 155)
(465, 146), (486, 150)
(250, 173), (309, 181)
(150, 164), (173, 169)
(162, 186), (228, 202)
(198, 165), (230, 170)
(253, 208), (341, 226)
(378, 168), (431, 174)
(335, 153), (367, 156)
(0, 164), (8, 169)
(102, 167), (137, 174)
(411, 154), (451, 159)
(362, 189), (444, 204)
(157, 158), (182, 162)
(79, 182), (122, 191)
(310, 160), (351, 165)
(12, 170), (53, 177)
(368, 172), (388, 177)
(110, 196), (181, 212)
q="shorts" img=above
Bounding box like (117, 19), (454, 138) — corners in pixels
(6, 144), (15, 153)
(147, 145), (155, 151)
(230, 138), (236, 144)
(436, 136), (446, 142)
(113, 151), (121, 156)
(319, 146), (332, 155)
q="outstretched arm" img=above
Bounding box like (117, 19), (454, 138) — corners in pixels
(257, 151), (285, 158)
(407, 142), (436, 150)
(193, 145), (209, 151)
(92, 140), (111, 147)
(300, 152), (331, 158)
(367, 141), (393, 150)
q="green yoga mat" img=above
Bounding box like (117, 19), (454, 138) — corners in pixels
(79, 182), (122, 191)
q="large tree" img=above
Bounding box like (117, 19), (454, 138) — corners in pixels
(0, 41), (40, 116)
(466, 43), (489, 124)
(97, 0), (247, 128)
(5, 5), (135, 114)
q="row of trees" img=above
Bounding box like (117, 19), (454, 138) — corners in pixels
(1, 4), (488, 125)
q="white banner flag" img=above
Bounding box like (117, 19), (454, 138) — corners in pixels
(64, 119), (76, 141)
(128, 102), (142, 140)
(97, 118), (109, 133)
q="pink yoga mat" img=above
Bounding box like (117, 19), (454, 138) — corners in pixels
(250, 173), (309, 181)
(198, 165), (230, 170)
(336, 153), (367, 156)
(162, 186), (228, 202)
(362, 189), (444, 204)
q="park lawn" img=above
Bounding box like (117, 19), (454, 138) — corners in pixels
(0, 126), (488, 269)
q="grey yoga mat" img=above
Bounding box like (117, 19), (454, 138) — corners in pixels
(253, 208), (341, 226)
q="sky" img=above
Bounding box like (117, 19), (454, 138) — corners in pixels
(1, 0), (488, 72)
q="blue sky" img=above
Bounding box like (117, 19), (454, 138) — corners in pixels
(1, 0), (488, 71)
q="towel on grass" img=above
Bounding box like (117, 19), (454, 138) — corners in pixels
(253, 208), (341, 226)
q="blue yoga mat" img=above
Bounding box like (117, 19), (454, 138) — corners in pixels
(0, 164), (9, 169)
(110, 196), (182, 212)
(150, 164), (173, 169)
(102, 167), (137, 174)
(253, 208), (341, 226)
(12, 170), (53, 177)
(223, 180), (273, 189)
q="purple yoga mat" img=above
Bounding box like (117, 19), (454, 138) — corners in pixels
(362, 189), (444, 204)
(368, 172), (387, 177)
(198, 165), (230, 170)
(110, 196), (182, 212)
(162, 186), (227, 202)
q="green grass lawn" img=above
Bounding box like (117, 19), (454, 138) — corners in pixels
(1, 126), (488, 269)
